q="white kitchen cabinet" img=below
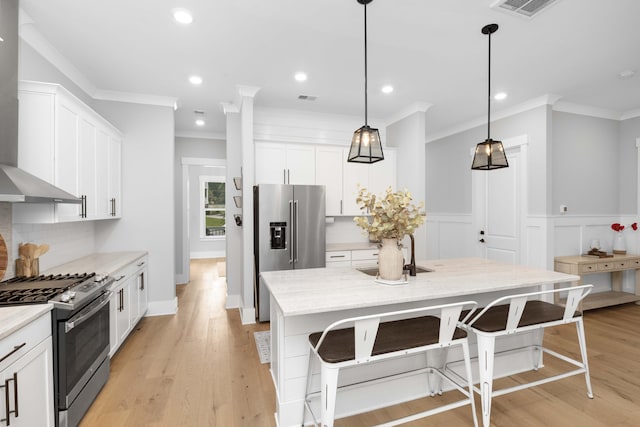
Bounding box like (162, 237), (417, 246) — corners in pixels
(0, 312), (55, 427)
(342, 148), (370, 215)
(342, 148), (397, 216)
(326, 246), (408, 268)
(108, 255), (148, 357)
(315, 146), (344, 215)
(107, 136), (122, 218)
(255, 142), (315, 185)
(13, 81), (123, 223)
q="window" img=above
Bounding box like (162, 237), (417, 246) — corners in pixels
(200, 176), (225, 239)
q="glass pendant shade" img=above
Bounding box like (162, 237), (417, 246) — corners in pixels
(348, 125), (384, 163)
(471, 138), (508, 170)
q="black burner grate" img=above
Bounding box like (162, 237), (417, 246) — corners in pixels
(0, 273), (95, 306)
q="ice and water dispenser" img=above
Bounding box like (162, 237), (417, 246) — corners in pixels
(270, 222), (287, 250)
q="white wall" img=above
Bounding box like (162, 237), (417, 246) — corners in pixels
(93, 101), (177, 316)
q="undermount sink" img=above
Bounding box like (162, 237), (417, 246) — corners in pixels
(357, 266), (434, 276)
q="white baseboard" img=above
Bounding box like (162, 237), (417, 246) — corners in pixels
(241, 307), (256, 325)
(225, 293), (241, 309)
(175, 273), (188, 285)
(146, 297), (178, 316)
(190, 250), (226, 259)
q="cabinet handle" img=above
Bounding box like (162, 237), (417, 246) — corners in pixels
(283, 169), (287, 184)
(1, 372), (18, 425)
(329, 255), (345, 259)
(119, 288), (123, 311)
(137, 262), (145, 267)
(139, 272), (145, 290)
(0, 343), (26, 364)
(340, 200), (343, 215)
(115, 275), (125, 281)
(288, 169), (290, 184)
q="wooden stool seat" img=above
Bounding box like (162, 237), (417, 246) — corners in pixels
(464, 300), (582, 333)
(309, 315), (468, 363)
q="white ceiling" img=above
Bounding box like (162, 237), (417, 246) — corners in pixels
(18, 0), (640, 140)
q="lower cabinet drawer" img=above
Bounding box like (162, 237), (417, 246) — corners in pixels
(326, 251), (351, 262)
(351, 249), (380, 261)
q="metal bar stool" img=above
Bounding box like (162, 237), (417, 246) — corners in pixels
(302, 301), (479, 427)
(462, 284), (594, 427)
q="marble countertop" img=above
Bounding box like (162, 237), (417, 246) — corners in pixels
(326, 242), (378, 251)
(261, 257), (580, 317)
(43, 251), (147, 276)
(0, 304), (52, 340)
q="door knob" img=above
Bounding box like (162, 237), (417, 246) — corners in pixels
(479, 238), (485, 243)
(480, 230), (485, 235)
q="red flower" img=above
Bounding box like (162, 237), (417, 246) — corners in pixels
(612, 222), (638, 232)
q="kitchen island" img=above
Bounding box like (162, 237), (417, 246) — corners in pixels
(261, 257), (579, 427)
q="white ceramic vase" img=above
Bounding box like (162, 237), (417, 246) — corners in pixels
(378, 238), (404, 280)
(613, 233), (626, 255)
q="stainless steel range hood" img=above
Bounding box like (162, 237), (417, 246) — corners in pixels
(0, 0), (81, 204)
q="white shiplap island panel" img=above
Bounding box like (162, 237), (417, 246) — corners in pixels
(261, 258), (580, 427)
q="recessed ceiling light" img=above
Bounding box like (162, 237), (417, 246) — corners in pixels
(619, 69), (635, 79)
(294, 72), (308, 82)
(195, 119), (205, 126)
(189, 75), (203, 85)
(381, 85), (394, 94)
(494, 92), (507, 100)
(173, 8), (193, 24)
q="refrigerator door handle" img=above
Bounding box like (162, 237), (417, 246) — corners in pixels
(289, 200), (294, 264)
(294, 199), (299, 263)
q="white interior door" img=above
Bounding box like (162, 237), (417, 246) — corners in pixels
(473, 139), (527, 265)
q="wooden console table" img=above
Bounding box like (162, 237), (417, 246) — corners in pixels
(554, 254), (640, 310)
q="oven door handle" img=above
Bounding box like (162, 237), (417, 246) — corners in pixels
(65, 291), (112, 333)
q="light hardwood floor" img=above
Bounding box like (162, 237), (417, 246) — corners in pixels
(81, 259), (640, 426)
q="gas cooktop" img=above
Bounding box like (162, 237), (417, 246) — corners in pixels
(0, 273), (104, 308)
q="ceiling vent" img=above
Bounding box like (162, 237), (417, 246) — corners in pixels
(491, 0), (560, 18)
(298, 95), (317, 101)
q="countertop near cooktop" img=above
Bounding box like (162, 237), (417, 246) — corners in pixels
(0, 304), (52, 340)
(44, 251), (148, 277)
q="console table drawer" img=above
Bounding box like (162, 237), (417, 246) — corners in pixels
(598, 261), (617, 271)
(579, 264), (597, 274)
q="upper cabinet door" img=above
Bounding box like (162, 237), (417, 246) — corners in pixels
(341, 148), (370, 216)
(368, 150), (396, 196)
(107, 136), (122, 218)
(255, 143), (287, 184)
(95, 129), (110, 218)
(285, 144), (315, 185)
(315, 146), (343, 216)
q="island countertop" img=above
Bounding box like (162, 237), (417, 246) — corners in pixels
(261, 257), (580, 317)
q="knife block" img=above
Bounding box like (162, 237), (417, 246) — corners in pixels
(16, 258), (39, 277)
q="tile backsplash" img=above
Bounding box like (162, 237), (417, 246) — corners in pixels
(0, 202), (95, 279)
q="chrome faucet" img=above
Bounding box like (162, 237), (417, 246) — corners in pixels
(403, 234), (417, 276)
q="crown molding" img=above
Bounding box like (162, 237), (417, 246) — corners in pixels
(20, 11), (179, 109)
(621, 108), (640, 121)
(237, 85), (261, 98)
(386, 101), (433, 126)
(93, 89), (177, 108)
(19, 11), (97, 97)
(221, 102), (240, 114)
(427, 94), (561, 143)
(552, 101), (621, 120)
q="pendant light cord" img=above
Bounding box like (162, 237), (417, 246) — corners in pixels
(364, 1), (369, 126)
(487, 29), (491, 141)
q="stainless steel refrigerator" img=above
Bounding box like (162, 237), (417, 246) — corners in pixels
(254, 184), (326, 322)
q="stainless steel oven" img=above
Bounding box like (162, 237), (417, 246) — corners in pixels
(53, 290), (111, 427)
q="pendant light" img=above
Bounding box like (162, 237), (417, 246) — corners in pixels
(471, 24), (509, 170)
(347, 0), (384, 164)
